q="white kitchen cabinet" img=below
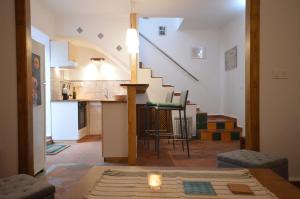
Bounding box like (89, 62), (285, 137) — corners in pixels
(89, 102), (102, 135)
(51, 101), (88, 140)
(50, 41), (78, 68)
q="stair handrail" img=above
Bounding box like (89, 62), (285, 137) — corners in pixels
(139, 33), (199, 82)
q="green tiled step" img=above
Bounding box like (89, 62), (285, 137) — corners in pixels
(198, 128), (242, 141)
(197, 114), (238, 130)
(196, 112), (208, 129)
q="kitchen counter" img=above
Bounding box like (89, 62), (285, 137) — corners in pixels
(51, 99), (127, 103)
(51, 98), (128, 157)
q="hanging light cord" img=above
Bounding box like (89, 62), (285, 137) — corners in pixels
(130, 0), (136, 13)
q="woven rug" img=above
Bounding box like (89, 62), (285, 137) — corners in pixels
(46, 144), (70, 155)
(84, 169), (278, 199)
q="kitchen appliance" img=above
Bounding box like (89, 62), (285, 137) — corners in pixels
(78, 102), (87, 129)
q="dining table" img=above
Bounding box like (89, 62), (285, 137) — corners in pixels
(63, 166), (300, 199)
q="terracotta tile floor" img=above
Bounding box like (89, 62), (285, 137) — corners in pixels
(137, 139), (240, 168)
(46, 135), (103, 168)
(43, 136), (240, 198)
(44, 135), (104, 198)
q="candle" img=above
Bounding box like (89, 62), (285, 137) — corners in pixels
(148, 172), (162, 190)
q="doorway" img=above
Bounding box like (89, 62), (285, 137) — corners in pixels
(15, 0), (260, 175)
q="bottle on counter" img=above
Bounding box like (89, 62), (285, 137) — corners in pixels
(62, 84), (69, 100)
(72, 87), (77, 99)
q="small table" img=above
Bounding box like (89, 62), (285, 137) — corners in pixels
(63, 166), (300, 199)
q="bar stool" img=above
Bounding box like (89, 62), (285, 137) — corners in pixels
(143, 92), (174, 149)
(153, 90), (190, 159)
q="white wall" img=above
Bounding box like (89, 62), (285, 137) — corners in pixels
(54, 14), (130, 70)
(219, 14), (245, 132)
(139, 18), (222, 114)
(63, 46), (130, 81)
(30, 0), (55, 38)
(0, 0), (18, 177)
(260, 0), (300, 180)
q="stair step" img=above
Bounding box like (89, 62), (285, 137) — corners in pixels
(140, 67), (151, 70)
(174, 92), (181, 96)
(207, 121), (237, 130)
(200, 127), (242, 133)
(208, 115), (237, 122)
(162, 85), (174, 87)
(198, 128), (241, 141)
(151, 76), (163, 79)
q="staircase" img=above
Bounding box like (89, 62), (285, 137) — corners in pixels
(137, 62), (196, 103)
(137, 62), (176, 103)
(138, 35), (242, 141)
(197, 114), (242, 141)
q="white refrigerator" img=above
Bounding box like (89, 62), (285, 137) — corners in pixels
(32, 40), (46, 175)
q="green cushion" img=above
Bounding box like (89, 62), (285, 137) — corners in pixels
(146, 101), (158, 106)
(157, 102), (182, 108)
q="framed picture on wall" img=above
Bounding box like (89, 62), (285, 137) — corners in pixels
(32, 53), (42, 106)
(225, 46), (237, 71)
(158, 26), (166, 36)
(191, 47), (206, 59)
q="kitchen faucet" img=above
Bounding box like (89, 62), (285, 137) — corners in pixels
(104, 88), (109, 99)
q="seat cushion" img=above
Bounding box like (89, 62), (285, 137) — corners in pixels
(217, 150), (288, 168)
(146, 101), (158, 106)
(0, 174), (55, 199)
(157, 102), (182, 108)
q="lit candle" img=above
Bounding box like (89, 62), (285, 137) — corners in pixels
(148, 172), (162, 190)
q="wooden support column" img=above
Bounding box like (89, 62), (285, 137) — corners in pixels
(130, 13), (138, 83)
(127, 87), (137, 165)
(15, 0), (34, 175)
(245, 0), (260, 151)
(128, 13), (138, 165)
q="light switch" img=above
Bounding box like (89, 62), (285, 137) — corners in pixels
(272, 68), (288, 79)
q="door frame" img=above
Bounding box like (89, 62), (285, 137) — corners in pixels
(15, 0), (260, 174)
(245, 0), (260, 151)
(15, 0), (34, 175)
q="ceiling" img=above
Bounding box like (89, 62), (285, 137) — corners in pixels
(40, 0), (245, 29)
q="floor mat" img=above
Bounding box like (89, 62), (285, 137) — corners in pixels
(47, 144), (70, 155)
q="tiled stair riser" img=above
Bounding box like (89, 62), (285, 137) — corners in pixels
(196, 113), (207, 129)
(196, 113), (241, 141)
(199, 131), (240, 141)
(207, 121), (235, 130)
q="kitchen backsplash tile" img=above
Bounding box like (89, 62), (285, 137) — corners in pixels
(51, 69), (129, 100)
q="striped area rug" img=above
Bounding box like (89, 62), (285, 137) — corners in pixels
(84, 169), (279, 199)
(46, 144), (70, 155)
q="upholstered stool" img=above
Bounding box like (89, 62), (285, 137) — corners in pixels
(0, 174), (55, 199)
(217, 149), (288, 179)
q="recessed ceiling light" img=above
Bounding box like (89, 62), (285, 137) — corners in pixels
(76, 27), (83, 34)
